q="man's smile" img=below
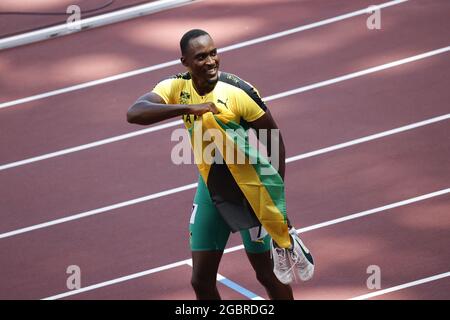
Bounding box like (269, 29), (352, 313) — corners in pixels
(206, 66), (218, 76)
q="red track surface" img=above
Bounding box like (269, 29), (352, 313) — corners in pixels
(0, 0), (449, 300)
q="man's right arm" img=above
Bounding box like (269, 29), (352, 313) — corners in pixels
(127, 92), (218, 125)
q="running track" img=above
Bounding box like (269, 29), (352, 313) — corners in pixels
(0, 0), (449, 300)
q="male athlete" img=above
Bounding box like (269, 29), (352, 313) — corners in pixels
(127, 29), (313, 300)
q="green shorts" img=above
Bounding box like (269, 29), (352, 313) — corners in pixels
(189, 176), (271, 253)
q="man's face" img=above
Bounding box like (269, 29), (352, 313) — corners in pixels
(181, 35), (220, 86)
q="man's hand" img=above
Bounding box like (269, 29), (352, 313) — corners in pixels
(187, 102), (219, 116)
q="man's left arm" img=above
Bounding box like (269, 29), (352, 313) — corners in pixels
(248, 110), (286, 181)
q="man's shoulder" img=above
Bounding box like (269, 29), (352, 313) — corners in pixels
(218, 72), (249, 89)
(170, 72), (192, 80)
(156, 72), (191, 85)
(218, 72), (267, 110)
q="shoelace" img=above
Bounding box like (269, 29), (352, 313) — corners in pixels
(274, 247), (298, 280)
(274, 248), (290, 270)
(289, 247), (309, 271)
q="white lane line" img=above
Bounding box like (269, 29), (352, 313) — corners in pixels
(0, 183), (198, 239)
(2, 45), (448, 172)
(219, 0), (408, 54)
(0, 120), (184, 171)
(185, 260), (265, 300)
(349, 271), (450, 300)
(264, 46), (450, 102)
(285, 114), (450, 163)
(226, 188), (450, 253)
(297, 188), (450, 233)
(0, 0), (194, 50)
(1, 114), (448, 240)
(42, 188), (449, 300)
(0, 0), (409, 109)
(42, 259), (191, 300)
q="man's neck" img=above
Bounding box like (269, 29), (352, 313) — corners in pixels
(192, 76), (218, 96)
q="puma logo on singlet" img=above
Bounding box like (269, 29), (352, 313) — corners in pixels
(217, 98), (229, 109)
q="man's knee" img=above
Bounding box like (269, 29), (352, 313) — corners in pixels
(191, 274), (216, 293)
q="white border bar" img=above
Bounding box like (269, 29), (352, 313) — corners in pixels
(0, 0), (194, 50)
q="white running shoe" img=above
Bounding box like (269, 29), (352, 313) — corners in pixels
(270, 238), (295, 285)
(288, 227), (314, 281)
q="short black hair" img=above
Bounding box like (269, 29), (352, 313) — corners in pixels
(180, 29), (210, 56)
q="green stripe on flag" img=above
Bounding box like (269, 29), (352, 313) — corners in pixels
(214, 117), (287, 222)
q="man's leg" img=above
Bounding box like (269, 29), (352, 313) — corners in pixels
(189, 176), (231, 300)
(246, 250), (294, 300)
(191, 251), (224, 300)
(241, 229), (294, 300)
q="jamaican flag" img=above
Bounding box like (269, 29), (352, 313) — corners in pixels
(188, 106), (290, 248)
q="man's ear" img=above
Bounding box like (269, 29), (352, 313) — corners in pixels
(181, 56), (188, 67)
